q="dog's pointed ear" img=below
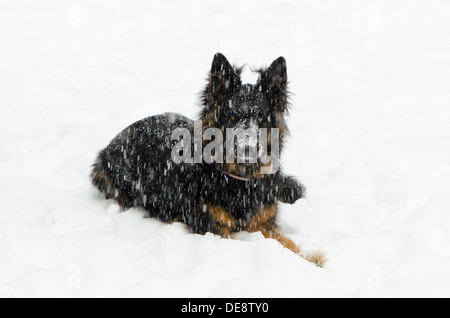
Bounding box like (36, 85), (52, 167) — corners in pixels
(258, 57), (288, 111)
(208, 53), (240, 102)
(266, 57), (287, 93)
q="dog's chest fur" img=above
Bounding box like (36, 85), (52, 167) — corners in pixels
(202, 169), (278, 225)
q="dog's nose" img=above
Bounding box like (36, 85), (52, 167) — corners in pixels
(242, 119), (258, 130)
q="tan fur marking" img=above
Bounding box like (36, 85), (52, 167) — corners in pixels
(206, 203), (237, 238)
(245, 205), (299, 253)
(92, 169), (114, 190)
(245, 204), (326, 267)
(225, 163), (240, 175)
(275, 112), (289, 137)
(216, 225), (234, 238)
(261, 228), (301, 255)
(201, 107), (219, 129)
(245, 204), (277, 232)
(93, 169), (107, 184)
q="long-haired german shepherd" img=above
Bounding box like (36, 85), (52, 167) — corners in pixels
(91, 53), (326, 267)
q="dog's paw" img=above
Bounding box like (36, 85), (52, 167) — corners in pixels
(301, 250), (328, 268)
(278, 177), (305, 204)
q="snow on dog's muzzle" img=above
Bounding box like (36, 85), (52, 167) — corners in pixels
(226, 123), (259, 164)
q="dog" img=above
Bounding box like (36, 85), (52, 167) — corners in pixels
(91, 53), (326, 267)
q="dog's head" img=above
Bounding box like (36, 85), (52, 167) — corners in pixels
(200, 53), (290, 179)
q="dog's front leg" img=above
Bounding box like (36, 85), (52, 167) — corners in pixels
(261, 226), (327, 267)
(244, 204), (299, 252)
(247, 204), (327, 267)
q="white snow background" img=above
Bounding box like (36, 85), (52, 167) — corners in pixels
(1, 0), (450, 297)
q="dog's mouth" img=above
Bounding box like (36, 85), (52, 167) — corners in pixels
(218, 161), (266, 180)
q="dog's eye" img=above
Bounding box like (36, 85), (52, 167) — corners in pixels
(257, 115), (264, 123)
(231, 115), (238, 121)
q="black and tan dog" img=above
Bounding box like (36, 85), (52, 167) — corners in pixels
(91, 53), (326, 267)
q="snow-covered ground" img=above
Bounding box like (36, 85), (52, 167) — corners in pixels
(1, 0), (450, 297)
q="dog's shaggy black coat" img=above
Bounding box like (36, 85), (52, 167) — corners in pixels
(91, 54), (325, 266)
